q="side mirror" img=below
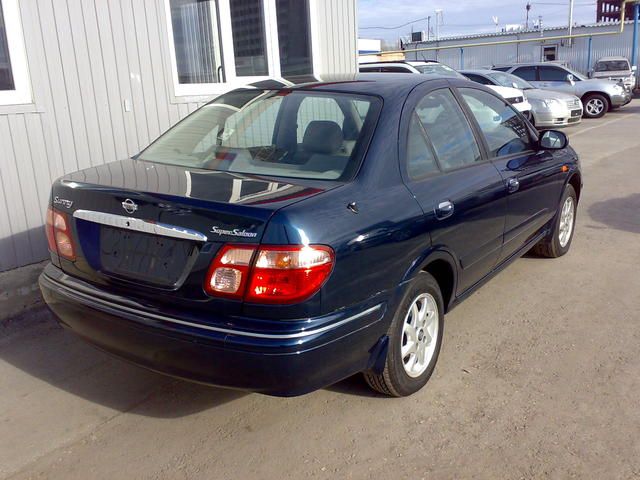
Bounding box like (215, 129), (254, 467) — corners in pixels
(540, 130), (568, 150)
(632, 65), (638, 72)
(566, 73), (575, 85)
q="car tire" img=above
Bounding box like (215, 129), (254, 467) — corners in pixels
(364, 272), (444, 397)
(533, 184), (577, 258)
(582, 93), (609, 118)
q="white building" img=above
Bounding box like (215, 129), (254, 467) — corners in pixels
(0, 0), (358, 271)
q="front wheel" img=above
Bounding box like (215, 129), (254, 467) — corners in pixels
(364, 272), (444, 397)
(533, 184), (577, 258)
(583, 93), (609, 118)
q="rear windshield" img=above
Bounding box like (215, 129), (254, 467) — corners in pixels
(138, 89), (381, 181)
(413, 63), (465, 78)
(595, 60), (630, 72)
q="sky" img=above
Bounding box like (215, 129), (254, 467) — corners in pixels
(358, 0), (598, 44)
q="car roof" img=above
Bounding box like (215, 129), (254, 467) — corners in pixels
(359, 60), (438, 66)
(494, 62), (567, 67)
(596, 56), (629, 62)
(459, 69), (494, 75)
(242, 73), (457, 101)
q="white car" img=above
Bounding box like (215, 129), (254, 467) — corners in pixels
(359, 60), (532, 118)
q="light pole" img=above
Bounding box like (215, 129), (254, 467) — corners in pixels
(567, 0), (575, 46)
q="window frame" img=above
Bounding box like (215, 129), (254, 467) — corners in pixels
(399, 82), (492, 184)
(541, 45), (558, 62)
(164, 0), (317, 98)
(404, 111), (442, 180)
(0, 0), (31, 106)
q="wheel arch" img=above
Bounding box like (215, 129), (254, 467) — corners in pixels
(582, 90), (611, 106)
(402, 249), (458, 313)
(568, 171), (582, 202)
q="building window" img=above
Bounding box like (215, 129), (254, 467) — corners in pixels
(230, 0), (268, 76)
(0, 0), (31, 106)
(0, 1), (14, 91)
(169, 0), (222, 84)
(165, 0), (315, 97)
(276, 0), (312, 77)
(542, 45), (558, 62)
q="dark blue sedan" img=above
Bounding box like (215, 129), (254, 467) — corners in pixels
(39, 74), (581, 397)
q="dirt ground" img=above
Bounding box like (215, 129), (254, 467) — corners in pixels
(1, 101), (640, 480)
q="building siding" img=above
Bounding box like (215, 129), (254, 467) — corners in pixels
(0, 0), (357, 271)
(405, 22), (637, 75)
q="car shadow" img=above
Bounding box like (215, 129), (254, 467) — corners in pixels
(0, 308), (246, 418)
(588, 193), (640, 234)
(326, 373), (384, 398)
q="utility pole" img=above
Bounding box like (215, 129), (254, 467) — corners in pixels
(567, 0), (575, 46)
(427, 16), (431, 41)
(525, 2), (531, 29)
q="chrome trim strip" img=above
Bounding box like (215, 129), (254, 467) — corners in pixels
(45, 274), (383, 339)
(73, 210), (208, 242)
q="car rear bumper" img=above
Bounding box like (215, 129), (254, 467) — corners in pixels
(39, 264), (389, 396)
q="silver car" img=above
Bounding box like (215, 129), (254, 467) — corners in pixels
(461, 69), (583, 128)
(589, 56), (637, 91)
(493, 62), (632, 118)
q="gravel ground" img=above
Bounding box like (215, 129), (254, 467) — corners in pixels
(1, 102), (639, 480)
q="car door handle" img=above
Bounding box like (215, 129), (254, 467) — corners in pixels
(507, 177), (520, 193)
(435, 200), (454, 220)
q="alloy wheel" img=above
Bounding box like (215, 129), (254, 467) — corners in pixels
(401, 293), (439, 378)
(558, 196), (575, 248)
(586, 98), (605, 116)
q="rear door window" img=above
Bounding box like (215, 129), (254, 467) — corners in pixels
(415, 89), (482, 170)
(405, 113), (440, 179)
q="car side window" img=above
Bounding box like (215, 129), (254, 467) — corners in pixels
(513, 66), (537, 81)
(406, 113), (439, 178)
(381, 66), (411, 73)
(415, 89), (482, 170)
(465, 73), (493, 85)
(539, 66), (569, 82)
(459, 88), (533, 158)
(359, 66), (381, 72)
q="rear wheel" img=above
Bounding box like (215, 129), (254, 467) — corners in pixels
(583, 93), (609, 118)
(364, 272), (444, 397)
(533, 184), (577, 258)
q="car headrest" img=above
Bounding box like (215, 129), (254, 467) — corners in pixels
(302, 121), (344, 154)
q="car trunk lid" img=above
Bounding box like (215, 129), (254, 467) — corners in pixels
(50, 158), (335, 306)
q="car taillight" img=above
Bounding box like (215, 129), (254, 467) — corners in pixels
(204, 245), (256, 299)
(204, 244), (334, 304)
(45, 207), (76, 260)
